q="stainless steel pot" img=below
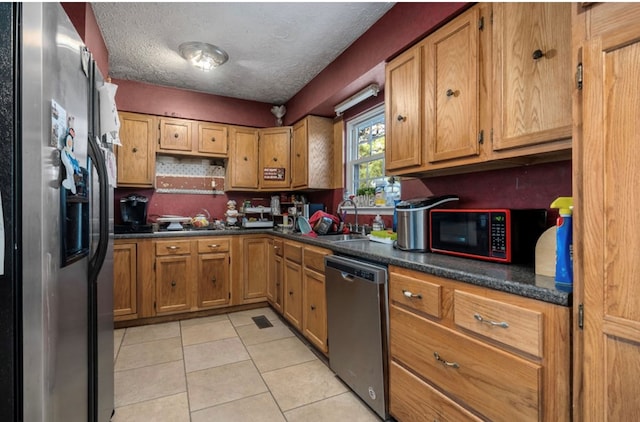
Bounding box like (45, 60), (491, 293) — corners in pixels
(395, 195), (459, 252)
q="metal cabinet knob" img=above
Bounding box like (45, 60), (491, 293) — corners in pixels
(132, 147), (138, 153)
(171, 280), (176, 287)
(211, 277), (216, 283)
(532, 49), (545, 60)
(211, 137), (216, 142)
(174, 133), (179, 138)
(311, 305), (316, 311)
(243, 156), (248, 161)
(289, 291), (293, 295)
(396, 115), (406, 122)
(273, 157), (278, 162)
(446, 89), (455, 97)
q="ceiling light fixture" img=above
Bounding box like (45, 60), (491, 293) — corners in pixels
(334, 83), (380, 116)
(179, 41), (229, 71)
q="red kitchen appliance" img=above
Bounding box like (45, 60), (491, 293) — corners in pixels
(429, 208), (547, 264)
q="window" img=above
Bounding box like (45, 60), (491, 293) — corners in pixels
(345, 105), (399, 204)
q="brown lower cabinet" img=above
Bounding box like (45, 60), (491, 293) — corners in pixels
(388, 265), (570, 422)
(269, 239), (331, 354)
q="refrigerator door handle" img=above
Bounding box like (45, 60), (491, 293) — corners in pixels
(0, 191), (4, 275)
(87, 132), (108, 283)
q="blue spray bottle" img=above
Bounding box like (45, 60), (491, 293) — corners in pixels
(550, 197), (573, 292)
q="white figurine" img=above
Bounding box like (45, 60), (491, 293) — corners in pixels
(270, 105), (286, 126)
(225, 200), (238, 226)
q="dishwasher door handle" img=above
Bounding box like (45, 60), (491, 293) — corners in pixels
(340, 272), (356, 282)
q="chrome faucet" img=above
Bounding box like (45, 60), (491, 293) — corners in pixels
(336, 198), (359, 233)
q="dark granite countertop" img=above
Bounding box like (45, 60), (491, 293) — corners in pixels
(115, 228), (571, 307)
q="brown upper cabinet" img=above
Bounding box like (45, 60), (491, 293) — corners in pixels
(227, 125), (260, 190)
(385, 4), (490, 175)
(291, 116), (334, 190)
(158, 117), (228, 158)
(385, 2), (572, 177)
(259, 126), (292, 191)
(226, 126), (292, 191)
(424, 5), (484, 165)
(116, 111), (156, 187)
(491, 2), (572, 154)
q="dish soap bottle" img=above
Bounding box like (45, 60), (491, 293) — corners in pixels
(372, 214), (384, 231)
(550, 197), (573, 292)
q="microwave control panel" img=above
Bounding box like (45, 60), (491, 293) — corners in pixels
(490, 212), (507, 258)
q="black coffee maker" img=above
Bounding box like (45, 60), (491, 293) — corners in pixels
(115, 194), (152, 233)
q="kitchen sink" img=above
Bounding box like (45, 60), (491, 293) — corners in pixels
(319, 233), (369, 243)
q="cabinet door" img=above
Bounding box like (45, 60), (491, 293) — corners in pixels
(424, 6), (480, 163)
(155, 255), (191, 314)
(228, 126), (259, 189)
(581, 19), (640, 421)
(268, 239), (284, 313)
(159, 117), (192, 152)
(385, 45), (422, 171)
(116, 112), (156, 187)
(291, 119), (308, 188)
(197, 122), (228, 156)
(303, 267), (327, 353)
(113, 242), (137, 319)
(492, 3), (572, 151)
(196, 253), (230, 308)
(260, 127), (291, 190)
(242, 237), (269, 300)
(284, 259), (303, 330)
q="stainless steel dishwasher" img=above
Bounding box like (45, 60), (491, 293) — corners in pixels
(325, 255), (389, 421)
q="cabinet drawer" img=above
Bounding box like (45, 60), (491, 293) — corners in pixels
(155, 239), (192, 256)
(390, 361), (482, 422)
(390, 305), (541, 421)
(196, 238), (230, 253)
(389, 272), (442, 318)
(284, 242), (302, 263)
(454, 290), (543, 357)
(303, 246), (330, 272)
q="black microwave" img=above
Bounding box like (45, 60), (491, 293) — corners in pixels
(429, 209), (547, 264)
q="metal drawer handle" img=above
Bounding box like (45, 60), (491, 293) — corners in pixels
(433, 352), (459, 369)
(402, 289), (422, 299)
(474, 313), (509, 329)
(340, 272), (356, 282)
(208, 244), (220, 248)
(166, 245), (180, 251)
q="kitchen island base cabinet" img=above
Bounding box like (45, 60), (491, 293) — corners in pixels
(388, 265), (570, 422)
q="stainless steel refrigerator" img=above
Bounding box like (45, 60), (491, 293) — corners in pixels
(0, 3), (115, 421)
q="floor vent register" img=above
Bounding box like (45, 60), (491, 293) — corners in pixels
(252, 315), (273, 329)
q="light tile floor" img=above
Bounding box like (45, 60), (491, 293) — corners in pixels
(112, 307), (382, 421)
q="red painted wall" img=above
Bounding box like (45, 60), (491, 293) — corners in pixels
(111, 79), (275, 127)
(61, 3), (109, 77)
(284, 2), (469, 123)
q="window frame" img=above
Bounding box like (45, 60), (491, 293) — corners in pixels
(345, 104), (386, 196)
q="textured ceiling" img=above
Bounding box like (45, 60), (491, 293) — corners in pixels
(91, 2), (395, 105)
